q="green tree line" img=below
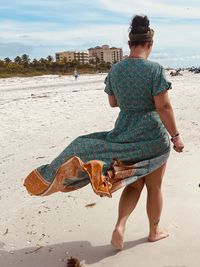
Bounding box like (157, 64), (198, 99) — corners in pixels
(0, 54), (112, 78)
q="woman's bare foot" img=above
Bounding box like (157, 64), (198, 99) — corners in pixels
(148, 228), (169, 242)
(111, 228), (125, 250)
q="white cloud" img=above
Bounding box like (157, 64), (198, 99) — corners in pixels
(0, 0), (199, 66)
(98, 0), (200, 19)
(152, 23), (200, 51)
(1, 18), (199, 52)
(0, 20), (127, 46)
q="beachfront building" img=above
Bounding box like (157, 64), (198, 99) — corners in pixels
(55, 51), (89, 64)
(88, 45), (123, 64)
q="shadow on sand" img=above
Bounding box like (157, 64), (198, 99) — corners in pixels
(0, 237), (147, 266)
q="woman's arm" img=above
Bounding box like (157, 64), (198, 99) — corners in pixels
(154, 91), (184, 153)
(108, 95), (118, 107)
(154, 91), (178, 136)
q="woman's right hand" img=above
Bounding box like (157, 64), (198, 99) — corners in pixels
(171, 136), (184, 153)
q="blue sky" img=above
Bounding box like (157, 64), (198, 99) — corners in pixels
(0, 0), (200, 67)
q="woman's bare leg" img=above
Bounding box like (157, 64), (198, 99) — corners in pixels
(144, 163), (169, 242)
(111, 178), (144, 249)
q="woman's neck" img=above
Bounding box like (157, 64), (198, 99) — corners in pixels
(129, 48), (149, 59)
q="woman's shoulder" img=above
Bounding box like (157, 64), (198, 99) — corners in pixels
(107, 59), (128, 76)
(143, 60), (167, 77)
(110, 58), (142, 73)
(112, 59), (128, 69)
(113, 59), (163, 68)
(109, 59), (164, 76)
(144, 60), (163, 69)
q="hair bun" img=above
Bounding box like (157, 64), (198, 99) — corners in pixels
(130, 15), (150, 34)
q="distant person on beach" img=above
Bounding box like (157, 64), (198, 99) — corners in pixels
(24, 15), (184, 250)
(73, 70), (79, 80)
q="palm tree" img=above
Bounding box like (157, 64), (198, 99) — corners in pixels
(32, 58), (39, 67)
(21, 54), (30, 68)
(39, 58), (47, 70)
(39, 58), (47, 65)
(4, 57), (12, 64)
(46, 55), (54, 71)
(46, 55), (53, 63)
(14, 56), (22, 64)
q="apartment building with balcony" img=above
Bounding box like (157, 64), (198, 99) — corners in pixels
(55, 51), (89, 64)
(88, 45), (123, 64)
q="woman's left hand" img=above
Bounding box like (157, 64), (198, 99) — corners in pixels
(171, 136), (184, 153)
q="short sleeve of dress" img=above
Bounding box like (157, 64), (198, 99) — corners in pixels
(104, 72), (114, 95)
(152, 65), (172, 96)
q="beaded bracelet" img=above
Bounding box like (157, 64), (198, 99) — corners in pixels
(171, 133), (180, 142)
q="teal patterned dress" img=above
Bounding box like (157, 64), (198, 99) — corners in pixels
(24, 59), (172, 197)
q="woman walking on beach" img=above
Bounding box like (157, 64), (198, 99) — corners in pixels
(24, 15), (184, 250)
(109, 15), (184, 249)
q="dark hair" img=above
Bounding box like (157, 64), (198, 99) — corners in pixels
(129, 15), (152, 47)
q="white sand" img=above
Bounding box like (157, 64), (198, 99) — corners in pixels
(0, 71), (200, 267)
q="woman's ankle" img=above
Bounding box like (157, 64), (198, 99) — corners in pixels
(115, 226), (124, 231)
(149, 219), (160, 233)
(149, 224), (167, 236)
(114, 224), (125, 233)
